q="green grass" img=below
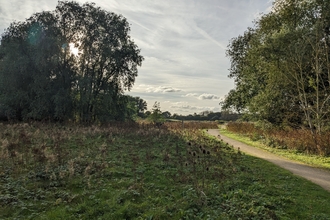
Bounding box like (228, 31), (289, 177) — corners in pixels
(1, 123), (330, 219)
(220, 128), (330, 171)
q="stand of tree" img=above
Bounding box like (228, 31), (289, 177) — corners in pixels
(138, 102), (240, 122)
(0, 1), (144, 123)
(142, 105), (240, 122)
(222, 0), (330, 134)
(171, 111), (240, 121)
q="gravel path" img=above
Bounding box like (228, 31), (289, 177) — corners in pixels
(207, 129), (330, 192)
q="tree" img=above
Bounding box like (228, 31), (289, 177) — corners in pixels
(222, 0), (330, 131)
(0, 11), (75, 121)
(0, 1), (143, 122)
(221, 28), (268, 115)
(162, 111), (171, 119)
(257, 0), (330, 131)
(134, 96), (148, 118)
(145, 111), (151, 118)
(208, 112), (221, 121)
(124, 95), (148, 119)
(148, 101), (164, 124)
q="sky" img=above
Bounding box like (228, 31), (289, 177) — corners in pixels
(0, 0), (273, 115)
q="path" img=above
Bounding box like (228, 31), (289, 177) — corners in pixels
(207, 129), (330, 192)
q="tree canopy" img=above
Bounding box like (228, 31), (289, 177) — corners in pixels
(222, 0), (330, 133)
(0, 1), (144, 123)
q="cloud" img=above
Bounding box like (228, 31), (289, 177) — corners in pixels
(198, 93), (220, 100)
(171, 105), (196, 110)
(146, 86), (182, 93)
(170, 102), (199, 111)
(192, 22), (226, 50)
(184, 93), (199, 97)
(169, 101), (220, 113)
(183, 93), (221, 100)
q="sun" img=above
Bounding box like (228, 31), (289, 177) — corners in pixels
(69, 42), (80, 56)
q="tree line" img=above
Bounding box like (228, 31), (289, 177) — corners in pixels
(142, 102), (240, 122)
(170, 111), (240, 122)
(0, 1), (144, 123)
(222, 0), (330, 134)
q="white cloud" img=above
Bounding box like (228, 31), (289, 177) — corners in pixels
(170, 102), (199, 111)
(198, 93), (220, 100)
(183, 93), (221, 100)
(192, 21), (226, 50)
(169, 101), (221, 113)
(184, 93), (199, 97)
(171, 105), (197, 110)
(146, 86), (182, 93)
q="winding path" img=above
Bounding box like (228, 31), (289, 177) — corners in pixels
(207, 129), (330, 192)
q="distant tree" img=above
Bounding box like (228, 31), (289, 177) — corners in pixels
(148, 101), (164, 124)
(125, 96), (147, 118)
(172, 113), (179, 119)
(200, 110), (212, 117)
(0, 1), (143, 123)
(185, 114), (194, 120)
(162, 111), (171, 119)
(219, 111), (241, 121)
(208, 112), (221, 121)
(135, 97), (148, 117)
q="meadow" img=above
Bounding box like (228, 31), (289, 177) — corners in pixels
(1, 122), (330, 219)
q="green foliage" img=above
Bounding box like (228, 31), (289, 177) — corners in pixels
(127, 96), (148, 118)
(147, 101), (164, 124)
(222, 0), (330, 131)
(0, 1), (144, 123)
(1, 123), (330, 219)
(171, 111), (239, 122)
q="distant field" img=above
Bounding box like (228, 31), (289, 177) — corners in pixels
(1, 122), (330, 219)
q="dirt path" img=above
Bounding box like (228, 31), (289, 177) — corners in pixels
(207, 129), (330, 192)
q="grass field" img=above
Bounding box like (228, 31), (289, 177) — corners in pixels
(1, 122), (330, 219)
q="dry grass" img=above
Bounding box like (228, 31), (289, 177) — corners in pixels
(227, 122), (330, 156)
(163, 121), (218, 130)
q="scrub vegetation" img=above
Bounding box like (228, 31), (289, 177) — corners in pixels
(224, 122), (330, 170)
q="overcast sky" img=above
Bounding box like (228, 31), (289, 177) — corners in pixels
(0, 0), (273, 115)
